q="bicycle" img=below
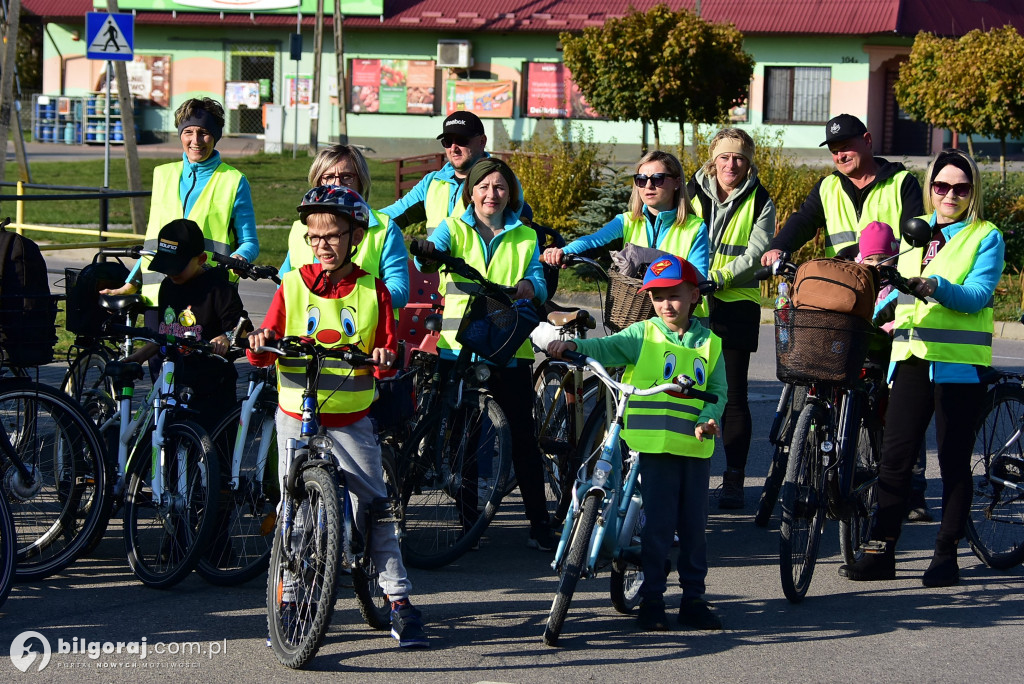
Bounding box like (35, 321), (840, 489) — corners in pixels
(259, 338), (401, 669)
(967, 357), (1024, 570)
(0, 485), (13, 607)
(397, 242), (527, 569)
(753, 381), (807, 527)
(541, 350), (718, 646)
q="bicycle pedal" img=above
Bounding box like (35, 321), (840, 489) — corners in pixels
(860, 540), (889, 554)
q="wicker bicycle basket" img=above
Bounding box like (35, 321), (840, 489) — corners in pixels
(774, 308), (871, 387)
(455, 290), (539, 366)
(604, 268), (654, 333)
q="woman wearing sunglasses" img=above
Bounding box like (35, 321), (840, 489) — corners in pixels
(686, 128), (775, 511)
(541, 150), (709, 277)
(278, 144), (409, 308)
(843, 149), (1005, 588)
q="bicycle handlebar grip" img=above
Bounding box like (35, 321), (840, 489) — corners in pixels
(753, 265), (774, 281)
(562, 350), (589, 367)
(682, 387), (719, 404)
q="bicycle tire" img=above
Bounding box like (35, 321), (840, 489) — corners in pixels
(352, 445), (400, 631)
(610, 495), (644, 614)
(967, 383), (1024, 570)
(0, 494), (15, 608)
(62, 349), (113, 407)
(399, 392), (511, 569)
(267, 465), (340, 669)
(840, 397), (880, 566)
(755, 384), (806, 528)
(543, 492), (600, 646)
(123, 420), (220, 589)
(0, 382), (114, 581)
(197, 403), (278, 586)
(779, 402), (827, 603)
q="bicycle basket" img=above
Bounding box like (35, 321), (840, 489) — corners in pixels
(604, 267), (654, 333)
(370, 368), (416, 429)
(455, 291), (540, 366)
(774, 308), (871, 387)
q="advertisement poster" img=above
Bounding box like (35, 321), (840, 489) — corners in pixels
(285, 74), (313, 107)
(225, 81), (260, 110)
(95, 55), (172, 107)
(445, 80), (515, 118)
(524, 62), (601, 119)
(349, 59), (436, 114)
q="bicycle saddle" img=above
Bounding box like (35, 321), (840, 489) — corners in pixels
(100, 294), (146, 314)
(103, 361), (144, 383)
(546, 308), (596, 330)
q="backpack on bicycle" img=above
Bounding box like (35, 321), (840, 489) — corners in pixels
(0, 227), (58, 367)
(65, 257), (131, 338)
(791, 258), (879, 322)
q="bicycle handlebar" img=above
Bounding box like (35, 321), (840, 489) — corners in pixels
(211, 252), (281, 284)
(97, 245), (154, 260)
(102, 322), (242, 361)
(562, 254), (610, 281)
(253, 337), (380, 367)
(409, 240), (515, 299)
(557, 350), (718, 404)
(877, 264), (929, 303)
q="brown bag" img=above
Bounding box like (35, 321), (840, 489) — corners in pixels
(791, 258), (879, 321)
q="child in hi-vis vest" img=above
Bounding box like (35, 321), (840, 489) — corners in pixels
(548, 255), (727, 632)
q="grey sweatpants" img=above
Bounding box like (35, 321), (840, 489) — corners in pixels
(276, 412), (412, 600)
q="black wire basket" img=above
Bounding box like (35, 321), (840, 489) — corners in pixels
(774, 308), (871, 387)
(455, 291), (540, 366)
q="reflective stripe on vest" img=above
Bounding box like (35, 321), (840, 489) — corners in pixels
(438, 217), (537, 361)
(620, 321), (721, 458)
(141, 161), (242, 305)
(277, 270), (379, 414)
(691, 189), (759, 304)
(424, 177), (466, 232)
(818, 170), (907, 257)
(286, 209), (388, 278)
(890, 218), (998, 366)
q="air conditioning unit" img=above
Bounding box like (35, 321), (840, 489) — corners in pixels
(437, 40), (473, 69)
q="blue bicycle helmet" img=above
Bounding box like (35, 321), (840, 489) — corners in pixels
(297, 185), (371, 227)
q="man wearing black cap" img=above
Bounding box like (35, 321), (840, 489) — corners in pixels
(383, 111), (526, 233)
(761, 113), (922, 263)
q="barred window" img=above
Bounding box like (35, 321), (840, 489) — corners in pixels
(763, 67), (831, 124)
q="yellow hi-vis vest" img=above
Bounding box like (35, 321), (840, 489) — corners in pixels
(424, 177), (466, 233)
(141, 161), (242, 305)
(620, 320), (721, 458)
(438, 217), (536, 361)
(891, 218), (999, 367)
(690, 187), (762, 304)
(621, 211), (704, 260)
(277, 270), (379, 415)
(286, 209), (390, 277)
(818, 170), (908, 257)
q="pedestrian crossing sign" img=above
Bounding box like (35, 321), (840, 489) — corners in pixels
(86, 12), (135, 61)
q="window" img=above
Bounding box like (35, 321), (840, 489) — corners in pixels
(763, 67), (831, 124)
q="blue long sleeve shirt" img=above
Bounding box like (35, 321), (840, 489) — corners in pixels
(278, 212), (411, 308)
(563, 206), (710, 277)
(878, 213), (1005, 383)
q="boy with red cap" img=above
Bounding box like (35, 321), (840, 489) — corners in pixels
(548, 254), (727, 632)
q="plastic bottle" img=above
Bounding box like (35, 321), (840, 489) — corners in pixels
(775, 282), (791, 310)
(776, 282), (792, 347)
(64, 122), (74, 144)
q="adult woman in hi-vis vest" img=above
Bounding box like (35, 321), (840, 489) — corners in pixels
(108, 98), (259, 305)
(843, 150), (1005, 588)
(687, 128), (775, 511)
(541, 150), (710, 278)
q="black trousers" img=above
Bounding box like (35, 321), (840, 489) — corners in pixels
(872, 356), (985, 547)
(708, 298), (759, 472)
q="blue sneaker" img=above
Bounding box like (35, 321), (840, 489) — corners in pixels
(390, 599), (429, 648)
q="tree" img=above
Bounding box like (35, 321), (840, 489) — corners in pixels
(972, 26), (1024, 181)
(561, 5), (753, 152)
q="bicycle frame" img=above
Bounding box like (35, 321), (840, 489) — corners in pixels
(226, 368), (276, 491)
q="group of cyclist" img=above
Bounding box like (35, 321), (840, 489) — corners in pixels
(93, 95), (1004, 644)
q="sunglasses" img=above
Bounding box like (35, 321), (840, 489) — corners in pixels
(633, 173), (678, 188)
(441, 135), (474, 149)
(931, 181), (972, 198)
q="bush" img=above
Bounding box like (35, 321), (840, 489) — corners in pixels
(568, 164), (633, 242)
(509, 125), (607, 239)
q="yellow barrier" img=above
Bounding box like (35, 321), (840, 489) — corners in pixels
(12, 181), (145, 251)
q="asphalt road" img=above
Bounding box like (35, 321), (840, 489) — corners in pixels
(2, 261), (1022, 682)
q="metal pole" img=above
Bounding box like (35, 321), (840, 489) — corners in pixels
(293, 12), (300, 159)
(104, 61), (111, 189)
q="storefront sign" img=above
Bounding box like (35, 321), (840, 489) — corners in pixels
(524, 62), (601, 120)
(95, 0), (383, 15)
(445, 80), (514, 118)
(349, 59), (436, 114)
(95, 54), (172, 107)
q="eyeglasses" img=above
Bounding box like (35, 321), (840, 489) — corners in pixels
(321, 172), (359, 187)
(303, 233), (350, 247)
(441, 135), (474, 149)
(931, 181), (972, 198)
(633, 173), (678, 188)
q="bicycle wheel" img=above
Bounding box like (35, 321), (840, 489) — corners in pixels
(62, 349), (113, 407)
(0, 495), (15, 609)
(0, 382), (114, 581)
(352, 446), (400, 631)
(610, 495), (644, 614)
(400, 392), (512, 569)
(967, 383), (1024, 570)
(198, 404), (278, 586)
(779, 402), (827, 603)
(123, 420), (220, 589)
(840, 400), (880, 566)
(755, 384), (806, 528)
(267, 465), (340, 669)
(543, 492), (600, 646)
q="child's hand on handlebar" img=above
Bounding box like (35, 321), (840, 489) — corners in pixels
(695, 419), (719, 442)
(547, 340), (577, 359)
(513, 279), (535, 301)
(371, 346), (397, 368)
(248, 327), (278, 351)
(209, 333), (230, 356)
(906, 276), (937, 298)
(100, 283), (138, 296)
(541, 247), (566, 268)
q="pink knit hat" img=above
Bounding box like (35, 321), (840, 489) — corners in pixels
(858, 221), (899, 260)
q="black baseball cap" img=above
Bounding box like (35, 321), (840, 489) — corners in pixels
(820, 114), (868, 147)
(149, 219), (206, 275)
(436, 111), (485, 140)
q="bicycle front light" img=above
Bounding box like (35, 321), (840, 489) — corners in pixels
(591, 460), (612, 488)
(178, 385), (194, 405)
(473, 364), (491, 383)
(309, 433), (333, 453)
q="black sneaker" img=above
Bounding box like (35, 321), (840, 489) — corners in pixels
(842, 548), (896, 581)
(527, 525), (557, 552)
(636, 597), (669, 631)
(678, 597), (723, 630)
(922, 554), (959, 587)
(390, 599), (429, 648)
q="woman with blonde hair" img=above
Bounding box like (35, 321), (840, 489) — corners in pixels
(686, 128), (775, 510)
(542, 150), (709, 276)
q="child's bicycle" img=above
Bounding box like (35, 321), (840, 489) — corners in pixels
(541, 351), (718, 646)
(258, 337), (401, 669)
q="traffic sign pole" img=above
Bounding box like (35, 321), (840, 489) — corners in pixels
(104, 61), (112, 190)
